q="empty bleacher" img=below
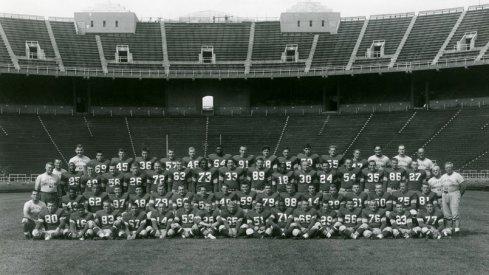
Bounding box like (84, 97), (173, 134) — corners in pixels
(396, 9), (462, 64)
(0, 33), (11, 65)
(165, 23), (251, 62)
(50, 20), (102, 69)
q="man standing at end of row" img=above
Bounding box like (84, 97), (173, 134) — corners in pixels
(441, 162), (465, 235)
(35, 162), (62, 205)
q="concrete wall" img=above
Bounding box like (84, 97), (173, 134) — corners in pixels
(74, 12), (137, 34)
(280, 12), (340, 33)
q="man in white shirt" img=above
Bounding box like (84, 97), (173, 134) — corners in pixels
(35, 162), (61, 205)
(393, 144), (412, 169)
(52, 159), (67, 179)
(416, 148), (434, 172)
(368, 145), (390, 169)
(22, 190), (47, 239)
(440, 162), (466, 235)
(68, 144), (90, 172)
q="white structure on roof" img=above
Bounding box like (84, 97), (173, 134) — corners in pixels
(74, 3), (138, 34)
(280, 1), (340, 33)
(179, 10), (236, 23)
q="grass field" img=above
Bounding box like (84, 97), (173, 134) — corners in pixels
(1, 192), (488, 274)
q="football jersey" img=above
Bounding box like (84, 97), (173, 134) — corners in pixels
(317, 169), (338, 192)
(111, 157), (134, 173)
(280, 192), (303, 209)
(214, 192), (238, 208)
(344, 192), (368, 209)
(192, 167), (219, 192)
(352, 158), (368, 169)
(84, 192), (109, 213)
(122, 211), (147, 231)
(61, 170), (83, 192)
(247, 209), (271, 227)
(208, 153), (232, 168)
(129, 193), (151, 211)
(337, 167), (359, 190)
(196, 209), (219, 224)
(233, 155), (255, 169)
(272, 171), (294, 193)
(134, 156), (157, 171)
(392, 190), (418, 210)
(160, 157), (177, 170)
(168, 168), (192, 191)
(149, 210), (174, 229)
(182, 156), (203, 169)
(193, 193), (215, 210)
(293, 208), (317, 227)
(405, 169), (427, 191)
(109, 193), (129, 211)
(95, 209), (121, 229)
(259, 155), (278, 169)
(321, 154), (344, 169)
(247, 167), (272, 190)
(417, 191), (438, 210)
(393, 155), (413, 169)
(236, 191), (257, 210)
(218, 208), (245, 228)
(362, 208), (386, 228)
(322, 193), (344, 210)
(277, 156), (299, 171)
(389, 210), (412, 229)
(338, 207), (362, 227)
(123, 172), (148, 195)
(256, 192), (280, 209)
(294, 169), (318, 193)
(304, 192), (323, 209)
(270, 207), (294, 228)
(428, 176), (443, 197)
(87, 159), (110, 174)
(219, 167), (246, 190)
(70, 212), (93, 230)
(101, 172), (124, 194)
(170, 192), (194, 209)
(38, 208), (66, 230)
(384, 167), (407, 190)
(297, 153), (320, 168)
(361, 168), (385, 191)
(175, 208), (199, 228)
(317, 208), (338, 227)
(368, 192), (393, 210)
(367, 155), (390, 169)
(417, 209), (444, 227)
(80, 174), (101, 192)
(61, 194), (84, 213)
(149, 192), (173, 209)
(145, 170), (168, 193)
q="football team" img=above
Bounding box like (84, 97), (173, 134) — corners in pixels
(22, 143), (466, 240)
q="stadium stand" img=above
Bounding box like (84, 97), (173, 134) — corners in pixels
(0, 29), (12, 65)
(396, 9), (462, 64)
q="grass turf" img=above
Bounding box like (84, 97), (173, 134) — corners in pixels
(0, 191), (488, 274)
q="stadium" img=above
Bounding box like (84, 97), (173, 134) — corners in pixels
(0, 1), (489, 274)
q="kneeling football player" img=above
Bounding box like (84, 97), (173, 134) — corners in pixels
(69, 204), (94, 240)
(389, 203), (415, 239)
(192, 203), (219, 239)
(316, 201), (340, 238)
(289, 200), (318, 239)
(171, 201), (198, 238)
(93, 201), (121, 240)
(268, 199), (294, 238)
(415, 202), (450, 239)
(245, 200), (271, 238)
(337, 199), (363, 239)
(33, 200), (67, 240)
(148, 203), (174, 239)
(120, 204), (148, 240)
(216, 201), (246, 238)
(361, 200), (389, 239)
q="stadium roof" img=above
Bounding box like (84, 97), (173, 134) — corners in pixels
(286, 1), (333, 13)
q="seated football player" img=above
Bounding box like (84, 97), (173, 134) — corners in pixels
(214, 183), (238, 209)
(120, 204), (148, 240)
(236, 181), (257, 213)
(268, 199), (294, 238)
(84, 183), (109, 214)
(129, 186), (150, 212)
(389, 203), (415, 239)
(417, 183), (439, 211)
(361, 200), (389, 239)
(147, 184), (172, 213)
(304, 184), (323, 210)
(247, 158), (272, 193)
(33, 200), (67, 240)
(69, 204), (94, 240)
(322, 185), (345, 213)
(101, 164), (124, 194)
(145, 161), (168, 194)
(148, 203), (174, 239)
(315, 201), (340, 239)
(193, 186), (215, 211)
(337, 200), (363, 239)
(170, 185), (194, 211)
(61, 188), (85, 214)
(415, 202), (450, 239)
(272, 162), (294, 193)
(345, 183), (368, 209)
(216, 201), (246, 238)
(245, 200), (271, 238)
(290, 200), (318, 239)
(256, 184), (280, 210)
(219, 159), (245, 192)
(294, 160), (317, 194)
(22, 190), (47, 239)
(93, 201), (121, 240)
(109, 186), (129, 212)
(280, 184), (303, 210)
(192, 202), (219, 239)
(171, 201), (199, 238)
(368, 183), (393, 217)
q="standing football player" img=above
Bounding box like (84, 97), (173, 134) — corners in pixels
(160, 149), (177, 170)
(258, 146), (278, 169)
(416, 148), (434, 173)
(80, 165), (101, 193)
(360, 160), (385, 193)
(321, 145), (344, 169)
(233, 145), (255, 169)
(88, 151), (110, 175)
(219, 159), (246, 191)
(337, 159), (359, 195)
(247, 158), (272, 193)
(272, 162), (294, 193)
(61, 162), (82, 194)
(208, 145), (232, 168)
(351, 149), (368, 169)
(405, 161), (427, 193)
(101, 164), (124, 194)
(135, 147), (157, 171)
(52, 159), (67, 179)
(297, 144), (320, 169)
(393, 144), (412, 169)
(367, 145), (390, 169)
(145, 161), (168, 194)
(384, 158), (406, 193)
(182, 147), (203, 169)
(192, 158), (219, 193)
(69, 144), (90, 172)
(111, 148), (134, 173)
(294, 160), (317, 194)
(277, 147), (298, 171)
(123, 163), (148, 195)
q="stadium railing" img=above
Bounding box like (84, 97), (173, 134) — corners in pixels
(0, 104), (74, 115)
(0, 174), (38, 184)
(429, 97), (489, 109)
(340, 102), (411, 113)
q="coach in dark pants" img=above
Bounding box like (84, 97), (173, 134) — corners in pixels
(35, 162), (62, 206)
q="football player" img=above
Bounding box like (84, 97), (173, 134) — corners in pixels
(361, 200), (388, 239)
(80, 165), (101, 193)
(192, 158), (219, 193)
(193, 186), (215, 210)
(321, 145), (344, 169)
(392, 182), (418, 216)
(336, 159), (359, 195)
(277, 147), (298, 171)
(134, 147), (157, 171)
(129, 186), (150, 212)
(384, 158), (406, 193)
(68, 204), (94, 240)
(290, 200), (318, 239)
(416, 148), (434, 174)
(360, 160), (385, 193)
(87, 151), (110, 175)
(297, 144), (320, 169)
(148, 202), (174, 239)
(315, 201), (339, 238)
(172, 201), (199, 238)
(84, 183), (109, 214)
(216, 201), (246, 238)
(322, 185), (345, 212)
(417, 183), (439, 211)
(247, 158), (272, 192)
(345, 183), (368, 209)
(182, 147), (203, 169)
(294, 160), (317, 194)
(232, 145), (255, 169)
(192, 202), (218, 239)
(102, 164), (124, 194)
(111, 148), (134, 173)
(61, 188), (85, 213)
(415, 201), (449, 239)
(22, 191), (46, 239)
(93, 201), (121, 240)
(236, 181), (257, 213)
(428, 165), (443, 205)
(268, 199), (294, 238)
(351, 149), (368, 169)
(208, 145), (232, 168)
(245, 200), (271, 238)
(214, 183), (238, 209)
(123, 163), (148, 195)
(120, 204), (148, 240)
(258, 146), (278, 169)
(68, 144), (90, 172)
(170, 185), (194, 210)
(160, 149), (177, 170)
(405, 161), (427, 192)
(33, 200), (67, 240)
(368, 183), (393, 217)
(219, 159), (245, 191)
(109, 186), (129, 212)
(304, 184), (323, 209)
(145, 161), (168, 194)
(280, 184), (303, 209)
(52, 159), (67, 181)
(367, 145), (390, 169)
(337, 200), (363, 239)
(389, 203), (415, 238)
(168, 160), (192, 192)
(256, 184), (280, 209)
(393, 144), (412, 169)
(60, 162), (82, 194)
(148, 184), (172, 212)
(272, 162), (294, 193)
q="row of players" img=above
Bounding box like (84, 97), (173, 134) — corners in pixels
(25, 179), (448, 240)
